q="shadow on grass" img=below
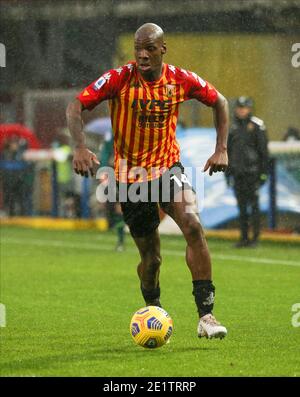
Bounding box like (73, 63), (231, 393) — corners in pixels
(0, 344), (217, 374)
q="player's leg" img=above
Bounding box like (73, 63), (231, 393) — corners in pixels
(134, 228), (162, 307)
(161, 189), (213, 306)
(120, 199), (162, 307)
(163, 189), (211, 280)
(161, 187), (227, 339)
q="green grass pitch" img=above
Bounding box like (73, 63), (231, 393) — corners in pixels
(0, 226), (299, 377)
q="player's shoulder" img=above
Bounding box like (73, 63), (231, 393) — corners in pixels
(116, 61), (135, 74)
(166, 64), (206, 86)
(250, 116), (266, 130)
(94, 61), (135, 92)
(166, 64), (184, 76)
(109, 61), (135, 81)
(166, 64), (192, 79)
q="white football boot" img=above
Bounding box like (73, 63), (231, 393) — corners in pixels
(197, 314), (227, 339)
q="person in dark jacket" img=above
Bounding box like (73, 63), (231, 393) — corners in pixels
(226, 96), (269, 247)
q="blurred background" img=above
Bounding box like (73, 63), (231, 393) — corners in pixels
(0, 0), (300, 235)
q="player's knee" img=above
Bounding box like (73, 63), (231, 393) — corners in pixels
(149, 254), (162, 270)
(182, 216), (203, 243)
(140, 250), (161, 269)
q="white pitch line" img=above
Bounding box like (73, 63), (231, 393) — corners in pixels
(213, 253), (300, 267)
(1, 237), (300, 268)
(161, 249), (300, 267)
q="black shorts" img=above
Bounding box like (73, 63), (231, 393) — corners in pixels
(117, 162), (194, 238)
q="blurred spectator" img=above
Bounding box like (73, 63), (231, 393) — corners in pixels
(0, 124), (41, 151)
(0, 137), (30, 215)
(225, 96), (269, 248)
(53, 131), (81, 218)
(282, 126), (300, 142)
(0, 124), (41, 216)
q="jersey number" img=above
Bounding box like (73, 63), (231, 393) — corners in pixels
(170, 174), (191, 187)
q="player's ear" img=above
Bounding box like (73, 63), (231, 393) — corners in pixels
(161, 43), (167, 55)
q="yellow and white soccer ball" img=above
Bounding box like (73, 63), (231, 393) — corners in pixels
(130, 306), (173, 349)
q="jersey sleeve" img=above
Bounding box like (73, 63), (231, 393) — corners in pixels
(76, 69), (121, 110)
(184, 70), (218, 106)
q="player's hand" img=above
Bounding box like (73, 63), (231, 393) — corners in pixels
(72, 146), (100, 178)
(203, 150), (228, 176)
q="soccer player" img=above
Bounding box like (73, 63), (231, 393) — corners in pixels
(66, 23), (229, 339)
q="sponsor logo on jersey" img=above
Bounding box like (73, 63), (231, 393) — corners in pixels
(181, 68), (188, 76)
(126, 63), (134, 71)
(131, 98), (172, 111)
(103, 72), (111, 81)
(192, 72), (206, 88)
(165, 84), (176, 97)
(168, 65), (176, 74)
(138, 114), (165, 128)
(82, 89), (89, 97)
(115, 67), (123, 75)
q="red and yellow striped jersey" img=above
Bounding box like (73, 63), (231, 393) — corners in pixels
(77, 61), (218, 182)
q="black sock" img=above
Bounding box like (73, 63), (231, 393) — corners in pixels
(192, 280), (215, 318)
(140, 284), (161, 307)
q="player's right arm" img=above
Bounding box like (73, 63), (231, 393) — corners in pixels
(66, 68), (127, 177)
(66, 98), (99, 177)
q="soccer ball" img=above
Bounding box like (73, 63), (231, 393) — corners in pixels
(130, 306), (173, 349)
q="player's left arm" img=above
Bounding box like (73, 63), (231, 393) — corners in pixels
(203, 92), (229, 176)
(185, 72), (229, 176)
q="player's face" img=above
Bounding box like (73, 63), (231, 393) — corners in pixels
(134, 36), (166, 80)
(235, 106), (251, 119)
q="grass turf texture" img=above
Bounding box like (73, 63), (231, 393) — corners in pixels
(0, 226), (299, 377)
